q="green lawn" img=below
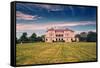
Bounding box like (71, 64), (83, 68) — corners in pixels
(16, 42), (97, 65)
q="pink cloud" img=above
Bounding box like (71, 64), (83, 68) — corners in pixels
(16, 24), (47, 31)
(16, 21), (96, 31)
(16, 11), (40, 20)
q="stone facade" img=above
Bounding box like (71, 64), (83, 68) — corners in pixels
(45, 28), (76, 42)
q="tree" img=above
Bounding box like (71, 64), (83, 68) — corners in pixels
(80, 32), (87, 42)
(80, 32), (87, 37)
(75, 34), (80, 38)
(37, 36), (42, 42)
(29, 33), (37, 42)
(20, 32), (28, 43)
(41, 35), (45, 42)
(30, 33), (37, 38)
(87, 31), (96, 42)
(75, 34), (80, 42)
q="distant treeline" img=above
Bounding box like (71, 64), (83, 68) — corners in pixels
(16, 31), (97, 43)
(75, 31), (97, 42)
(16, 33), (45, 43)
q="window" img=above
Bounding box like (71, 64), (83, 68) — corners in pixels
(56, 38), (57, 41)
(46, 39), (48, 41)
(56, 34), (63, 37)
(59, 38), (60, 41)
(61, 38), (63, 41)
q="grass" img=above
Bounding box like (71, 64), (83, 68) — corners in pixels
(16, 42), (97, 65)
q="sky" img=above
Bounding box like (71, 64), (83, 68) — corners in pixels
(16, 3), (97, 39)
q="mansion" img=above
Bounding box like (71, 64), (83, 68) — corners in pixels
(45, 28), (78, 42)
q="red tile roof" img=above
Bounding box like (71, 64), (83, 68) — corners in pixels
(47, 28), (74, 32)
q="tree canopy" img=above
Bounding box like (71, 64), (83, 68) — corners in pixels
(75, 31), (97, 42)
(20, 32), (28, 43)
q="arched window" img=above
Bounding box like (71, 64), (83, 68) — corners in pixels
(59, 38), (60, 41)
(56, 38), (57, 41)
(46, 39), (48, 41)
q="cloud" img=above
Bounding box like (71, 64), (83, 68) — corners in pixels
(16, 21), (96, 31)
(34, 4), (63, 11)
(16, 11), (40, 20)
(45, 21), (95, 27)
(16, 24), (46, 31)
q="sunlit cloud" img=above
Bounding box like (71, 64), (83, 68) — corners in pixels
(16, 21), (96, 31)
(16, 11), (40, 20)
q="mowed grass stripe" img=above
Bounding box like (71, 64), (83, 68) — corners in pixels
(34, 45), (61, 64)
(73, 42), (96, 59)
(16, 42), (96, 65)
(64, 43), (96, 61)
(48, 43), (65, 63)
(16, 43), (55, 65)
